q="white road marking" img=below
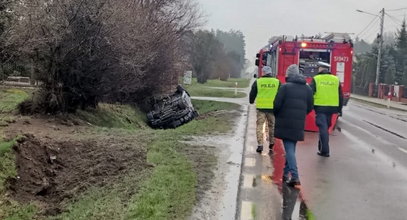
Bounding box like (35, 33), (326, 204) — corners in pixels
(242, 174), (255, 188)
(342, 130), (407, 175)
(245, 158), (256, 167)
(398, 147), (407, 154)
(341, 118), (393, 145)
(240, 201), (254, 220)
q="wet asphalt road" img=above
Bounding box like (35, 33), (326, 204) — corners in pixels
(294, 100), (407, 220)
(197, 84), (407, 219)
(238, 99), (407, 220)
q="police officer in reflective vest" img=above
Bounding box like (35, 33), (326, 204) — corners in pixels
(310, 62), (343, 157)
(249, 66), (281, 153)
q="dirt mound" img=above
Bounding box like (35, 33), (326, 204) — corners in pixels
(7, 134), (148, 215)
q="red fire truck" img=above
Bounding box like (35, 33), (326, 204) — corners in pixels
(255, 33), (353, 132)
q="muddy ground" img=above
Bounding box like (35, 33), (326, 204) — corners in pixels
(4, 116), (151, 216)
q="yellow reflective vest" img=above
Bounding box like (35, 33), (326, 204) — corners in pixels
(256, 77), (280, 109)
(313, 74), (340, 107)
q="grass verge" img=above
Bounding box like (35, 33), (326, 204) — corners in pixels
(185, 84), (246, 98)
(125, 136), (196, 220)
(192, 99), (240, 114)
(183, 78), (248, 98)
(0, 89), (38, 220)
(125, 100), (239, 219)
(252, 203), (257, 219)
(0, 89), (29, 114)
(51, 100), (240, 219)
(306, 209), (316, 220)
(0, 88), (241, 220)
(0, 86), (241, 220)
(186, 78), (250, 88)
(76, 103), (147, 129)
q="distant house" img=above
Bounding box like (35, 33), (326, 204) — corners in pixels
(1, 76), (32, 87)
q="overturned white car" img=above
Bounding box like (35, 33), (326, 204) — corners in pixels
(147, 85), (198, 129)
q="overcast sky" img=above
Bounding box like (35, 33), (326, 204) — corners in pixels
(198, 0), (406, 61)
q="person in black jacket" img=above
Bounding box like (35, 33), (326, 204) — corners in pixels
(274, 64), (313, 188)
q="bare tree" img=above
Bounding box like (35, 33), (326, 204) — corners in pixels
(7, 0), (201, 113)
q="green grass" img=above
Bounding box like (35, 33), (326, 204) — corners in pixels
(306, 209), (316, 220)
(0, 89), (37, 220)
(183, 78), (248, 98)
(53, 170), (151, 220)
(252, 203), (257, 219)
(76, 103), (147, 129)
(0, 89), (29, 189)
(0, 88), (28, 194)
(0, 89), (29, 114)
(0, 138), (17, 156)
(190, 78), (251, 88)
(185, 84), (246, 98)
(125, 136), (196, 220)
(0, 88), (29, 129)
(125, 101), (239, 219)
(1, 202), (38, 220)
(0, 151), (17, 192)
(192, 100), (240, 115)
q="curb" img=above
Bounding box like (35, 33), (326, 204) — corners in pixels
(350, 96), (407, 112)
(234, 104), (251, 220)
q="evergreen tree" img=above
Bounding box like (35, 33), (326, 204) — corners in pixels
(396, 19), (407, 50)
(395, 19), (407, 85)
(381, 46), (396, 84)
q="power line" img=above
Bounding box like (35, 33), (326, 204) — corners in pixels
(362, 29), (379, 42)
(356, 16), (379, 38)
(386, 13), (403, 25)
(387, 17), (402, 27)
(359, 22), (380, 40)
(382, 14), (404, 36)
(359, 21), (380, 40)
(391, 12), (407, 17)
(387, 7), (407, 11)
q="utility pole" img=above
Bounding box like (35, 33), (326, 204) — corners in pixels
(375, 8), (385, 86)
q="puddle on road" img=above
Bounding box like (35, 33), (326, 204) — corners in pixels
(183, 105), (248, 220)
(183, 134), (243, 220)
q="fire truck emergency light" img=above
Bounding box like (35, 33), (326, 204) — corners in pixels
(301, 42), (308, 48)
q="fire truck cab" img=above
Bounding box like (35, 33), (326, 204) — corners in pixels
(255, 33), (353, 132)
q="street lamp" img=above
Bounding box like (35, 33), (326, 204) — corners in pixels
(356, 9), (379, 17)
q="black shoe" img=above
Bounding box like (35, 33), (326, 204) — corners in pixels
(317, 152), (330, 157)
(269, 143), (274, 150)
(286, 179), (301, 188)
(256, 145), (263, 153)
(282, 175), (289, 183)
